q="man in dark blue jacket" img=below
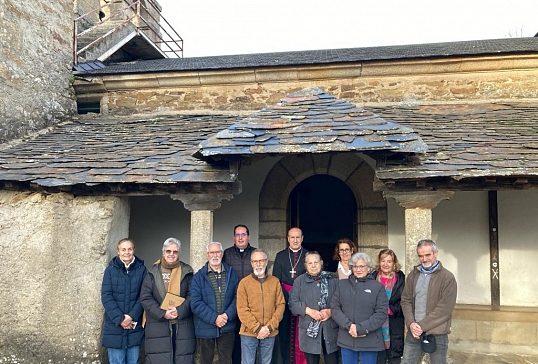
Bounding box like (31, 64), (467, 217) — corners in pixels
(191, 242), (239, 364)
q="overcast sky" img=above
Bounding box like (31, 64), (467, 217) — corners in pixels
(158, 0), (538, 58)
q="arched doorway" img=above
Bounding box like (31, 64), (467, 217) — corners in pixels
(288, 174), (356, 268)
(258, 153), (388, 269)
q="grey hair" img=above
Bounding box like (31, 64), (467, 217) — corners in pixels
(417, 239), (438, 253)
(304, 251), (324, 269)
(251, 248), (268, 260)
(206, 241), (223, 252)
(162, 237), (181, 254)
(349, 252), (373, 268)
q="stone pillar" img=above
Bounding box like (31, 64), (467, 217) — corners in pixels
(172, 185), (241, 270)
(190, 210), (213, 270)
(384, 191), (453, 273)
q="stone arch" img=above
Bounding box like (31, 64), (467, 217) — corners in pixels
(259, 153), (388, 265)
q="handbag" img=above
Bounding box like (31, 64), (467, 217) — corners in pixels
(420, 332), (437, 353)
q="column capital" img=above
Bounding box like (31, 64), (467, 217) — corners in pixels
(384, 191), (454, 209)
(171, 182), (241, 211)
(171, 193), (232, 211)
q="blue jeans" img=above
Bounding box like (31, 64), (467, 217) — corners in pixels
(401, 332), (448, 364)
(240, 335), (275, 364)
(107, 346), (139, 364)
(340, 347), (377, 364)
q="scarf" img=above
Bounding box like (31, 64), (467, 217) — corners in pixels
(142, 259), (182, 327)
(377, 271), (397, 349)
(306, 271), (333, 338)
(418, 260), (440, 274)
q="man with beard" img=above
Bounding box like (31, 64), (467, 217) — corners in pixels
(272, 227), (309, 364)
(191, 242), (239, 364)
(236, 249), (285, 364)
(400, 239), (457, 364)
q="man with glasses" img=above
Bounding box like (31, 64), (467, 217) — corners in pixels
(236, 249), (285, 364)
(272, 227), (309, 364)
(223, 224), (257, 362)
(191, 242), (239, 364)
(400, 239), (457, 364)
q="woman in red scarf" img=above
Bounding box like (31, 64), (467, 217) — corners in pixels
(372, 249), (405, 364)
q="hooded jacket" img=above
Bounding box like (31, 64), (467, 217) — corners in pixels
(101, 256), (147, 349)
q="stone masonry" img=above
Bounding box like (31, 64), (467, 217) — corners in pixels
(0, 1), (76, 143)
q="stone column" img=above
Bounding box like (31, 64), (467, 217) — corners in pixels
(384, 191), (453, 273)
(172, 187), (240, 270)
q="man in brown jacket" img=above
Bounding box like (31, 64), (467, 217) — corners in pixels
(237, 249), (285, 364)
(401, 239), (457, 364)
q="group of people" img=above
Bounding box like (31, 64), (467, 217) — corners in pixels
(100, 225), (457, 364)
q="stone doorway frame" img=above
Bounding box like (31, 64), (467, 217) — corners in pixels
(258, 153), (388, 267)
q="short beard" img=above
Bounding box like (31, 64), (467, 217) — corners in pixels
(253, 267), (266, 277)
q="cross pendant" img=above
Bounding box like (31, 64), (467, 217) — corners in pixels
(290, 269), (296, 277)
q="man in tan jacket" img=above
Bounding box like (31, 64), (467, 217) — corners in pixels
(236, 249), (285, 364)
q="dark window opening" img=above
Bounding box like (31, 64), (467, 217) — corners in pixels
(77, 101), (101, 114)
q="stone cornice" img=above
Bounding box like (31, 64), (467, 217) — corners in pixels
(72, 54), (538, 94)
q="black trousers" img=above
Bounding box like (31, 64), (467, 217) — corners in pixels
(197, 332), (235, 364)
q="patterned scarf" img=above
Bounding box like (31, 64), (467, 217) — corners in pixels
(377, 272), (397, 349)
(306, 271), (333, 338)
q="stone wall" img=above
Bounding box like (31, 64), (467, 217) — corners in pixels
(78, 55), (538, 115)
(0, 190), (129, 363)
(0, 1), (76, 143)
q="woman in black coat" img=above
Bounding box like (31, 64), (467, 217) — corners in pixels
(372, 249), (405, 364)
(141, 237), (195, 364)
(101, 238), (147, 364)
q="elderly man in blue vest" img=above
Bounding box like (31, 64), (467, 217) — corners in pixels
(191, 242), (239, 364)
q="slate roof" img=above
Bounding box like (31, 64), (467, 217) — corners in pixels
(0, 115), (239, 190)
(1, 91), (538, 193)
(373, 103), (538, 181)
(77, 38), (538, 75)
(195, 88), (427, 158)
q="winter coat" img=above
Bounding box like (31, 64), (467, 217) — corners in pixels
(371, 270), (405, 358)
(401, 261), (457, 336)
(289, 272), (339, 355)
(141, 261), (195, 364)
(101, 256), (147, 349)
(223, 244), (256, 279)
(190, 261), (239, 338)
(330, 274), (388, 352)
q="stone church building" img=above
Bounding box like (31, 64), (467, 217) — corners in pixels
(0, 1), (538, 363)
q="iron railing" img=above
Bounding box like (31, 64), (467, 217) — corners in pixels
(73, 0), (183, 65)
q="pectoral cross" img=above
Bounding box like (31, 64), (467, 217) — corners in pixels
(290, 269), (296, 277)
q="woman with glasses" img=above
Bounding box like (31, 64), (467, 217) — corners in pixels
(141, 237), (196, 364)
(330, 252), (388, 364)
(289, 251), (339, 364)
(372, 249), (405, 364)
(329, 238), (357, 279)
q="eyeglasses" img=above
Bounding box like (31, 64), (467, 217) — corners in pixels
(165, 250), (179, 255)
(339, 248), (351, 253)
(352, 265), (368, 270)
(235, 233), (248, 237)
(207, 250), (222, 255)
(251, 259), (267, 265)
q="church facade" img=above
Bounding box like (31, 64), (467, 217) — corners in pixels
(0, 1), (538, 363)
